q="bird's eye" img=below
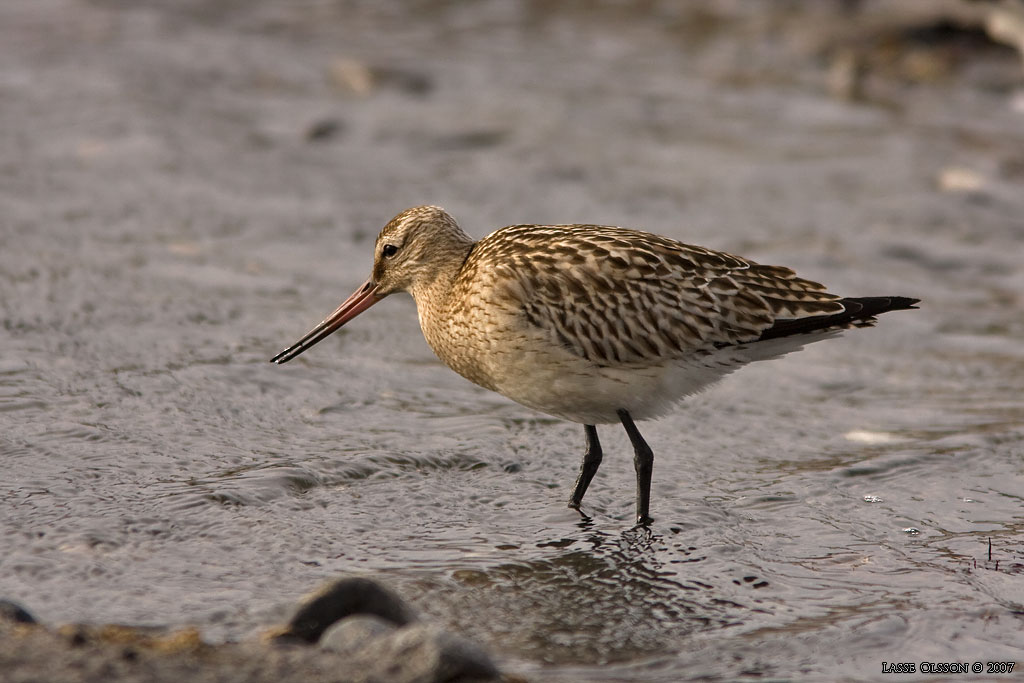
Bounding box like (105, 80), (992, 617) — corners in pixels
(381, 244), (399, 258)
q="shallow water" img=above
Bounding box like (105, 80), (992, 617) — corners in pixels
(3, 0), (1024, 680)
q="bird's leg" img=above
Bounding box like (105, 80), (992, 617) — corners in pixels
(568, 424), (602, 511)
(617, 409), (654, 526)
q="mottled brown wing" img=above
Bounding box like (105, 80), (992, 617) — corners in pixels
(473, 224), (844, 367)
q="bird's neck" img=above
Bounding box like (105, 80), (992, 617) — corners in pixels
(408, 239), (474, 318)
(407, 238), (480, 385)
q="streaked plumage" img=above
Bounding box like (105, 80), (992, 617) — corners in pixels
(272, 205), (918, 524)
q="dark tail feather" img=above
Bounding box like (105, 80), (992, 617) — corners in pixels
(756, 296), (920, 342)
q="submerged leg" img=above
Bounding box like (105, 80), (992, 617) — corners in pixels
(617, 409), (654, 526)
(568, 424), (602, 510)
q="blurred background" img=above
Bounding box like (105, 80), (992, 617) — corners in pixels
(3, 1), (1024, 680)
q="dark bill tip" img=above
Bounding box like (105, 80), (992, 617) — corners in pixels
(268, 278), (380, 365)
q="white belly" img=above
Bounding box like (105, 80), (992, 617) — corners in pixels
(418, 290), (830, 425)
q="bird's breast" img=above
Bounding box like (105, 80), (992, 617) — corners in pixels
(414, 282), (518, 393)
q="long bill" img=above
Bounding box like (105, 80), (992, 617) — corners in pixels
(270, 278), (381, 364)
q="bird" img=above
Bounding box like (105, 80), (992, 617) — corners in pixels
(271, 205), (918, 525)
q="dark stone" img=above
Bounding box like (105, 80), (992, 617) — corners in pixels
(0, 600), (36, 624)
(374, 67), (434, 96)
(305, 118), (344, 142)
(431, 130), (507, 151)
(275, 577), (416, 644)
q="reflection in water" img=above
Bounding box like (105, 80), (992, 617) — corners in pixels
(410, 524), (757, 669)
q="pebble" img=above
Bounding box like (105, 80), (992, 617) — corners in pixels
(274, 576), (417, 644)
(320, 616), (500, 683)
(273, 576), (500, 682)
(0, 599), (37, 625)
(986, 0), (1024, 68)
(0, 578), (503, 683)
(319, 614), (396, 656)
(305, 118), (345, 142)
(327, 59), (434, 97)
(937, 166), (987, 194)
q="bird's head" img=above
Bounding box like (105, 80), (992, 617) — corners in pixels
(371, 205), (471, 296)
(269, 205), (471, 364)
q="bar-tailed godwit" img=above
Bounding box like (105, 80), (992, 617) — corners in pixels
(271, 206), (918, 525)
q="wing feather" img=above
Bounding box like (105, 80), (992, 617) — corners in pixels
(466, 224), (844, 367)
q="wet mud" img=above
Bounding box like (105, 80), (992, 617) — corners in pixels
(3, 1), (1024, 680)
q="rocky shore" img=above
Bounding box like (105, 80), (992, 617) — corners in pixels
(0, 578), (509, 683)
